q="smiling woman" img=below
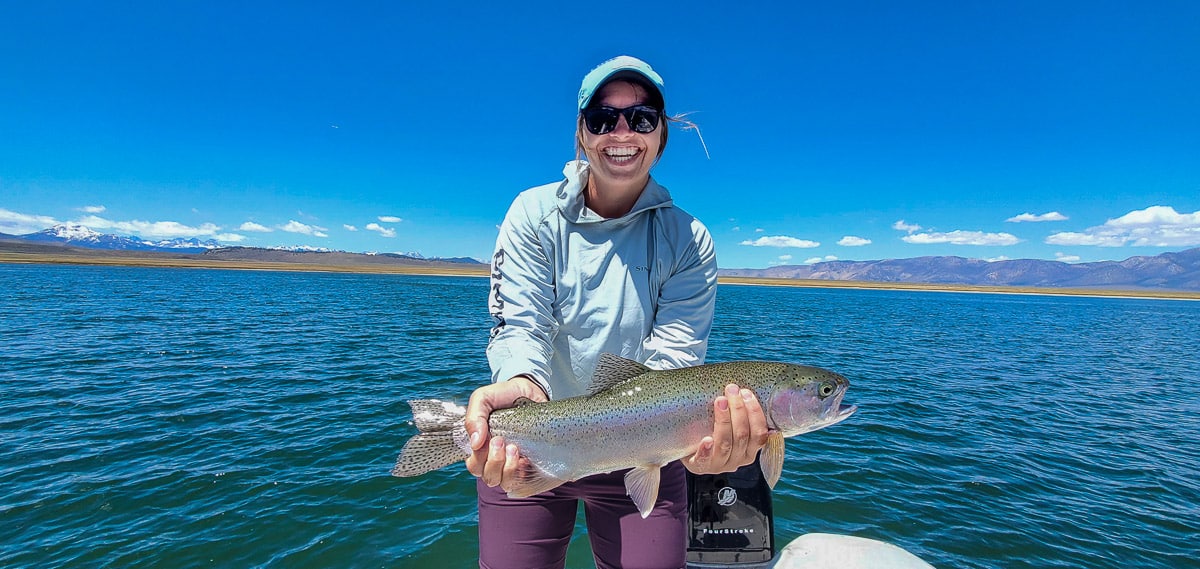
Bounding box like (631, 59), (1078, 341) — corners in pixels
(461, 55), (774, 569)
(576, 80), (665, 218)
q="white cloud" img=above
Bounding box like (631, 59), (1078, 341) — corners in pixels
(893, 220), (921, 233)
(740, 236), (820, 248)
(0, 208), (59, 234)
(778, 254), (792, 261)
(838, 235), (871, 247)
(279, 220), (329, 238)
(1044, 231), (1124, 247)
(378, 215), (403, 223)
(78, 205), (107, 213)
(365, 222), (397, 238)
(62, 214), (245, 242)
(1055, 252), (1081, 262)
(902, 230), (1021, 246)
(804, 255), (838, 265)
(79, 215), (225, 239)
(1046, 206), (1200, 247)
(344, 224), (358, 231)
(731, 226), (741, 232)
(239, 222), (272, 232)
(1007, 211), (1068, 223)
(755, 228), (764, 233)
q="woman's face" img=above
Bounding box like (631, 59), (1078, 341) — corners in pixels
(579, 80), (663, 188)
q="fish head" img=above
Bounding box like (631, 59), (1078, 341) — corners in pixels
(766, 365), (857, 437)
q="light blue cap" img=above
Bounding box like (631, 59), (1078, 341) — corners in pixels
(577, 55), (665, 110)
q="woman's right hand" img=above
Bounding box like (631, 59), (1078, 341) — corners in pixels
(464, 375), (548, 491)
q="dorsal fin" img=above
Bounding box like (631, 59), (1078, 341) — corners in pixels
(587, 353), (651, 395)
(512, 396), (537, 407)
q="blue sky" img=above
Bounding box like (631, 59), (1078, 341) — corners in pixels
(2, 1), (1197, 268)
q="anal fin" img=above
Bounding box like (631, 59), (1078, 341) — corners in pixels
(624, 464), (663, 518)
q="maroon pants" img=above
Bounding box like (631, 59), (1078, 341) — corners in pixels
(476, 461), (689, 569)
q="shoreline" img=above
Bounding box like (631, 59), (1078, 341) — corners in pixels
(0, 251), (492, 278)
(3, 252), (1198, 301)
(717, 276), (1200, 301)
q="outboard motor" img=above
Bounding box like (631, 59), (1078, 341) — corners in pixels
(685, 458), (776, 568)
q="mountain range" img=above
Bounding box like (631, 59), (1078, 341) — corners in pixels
(3, 224), (1199, 291)
(1, 224), (483, 265)
(721, 248), (1200, 291)
(15, 223), (222, 253)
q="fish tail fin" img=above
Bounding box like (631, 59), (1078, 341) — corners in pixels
(391, 399), (470, 477)
(407, 399), (466, 433)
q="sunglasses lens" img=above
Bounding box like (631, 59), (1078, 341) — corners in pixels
(583, 109), (620, 135)
(629, 108), (660, 133)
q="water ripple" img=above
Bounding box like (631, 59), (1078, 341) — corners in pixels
(2, 266), (1198, 568)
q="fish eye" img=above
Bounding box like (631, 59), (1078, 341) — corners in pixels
(818, 381), (835, 398)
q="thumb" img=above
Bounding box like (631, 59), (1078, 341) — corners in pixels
(465, 393), (494, 451)
(690, 437), (715, 467)
(466, 417), (488, 450)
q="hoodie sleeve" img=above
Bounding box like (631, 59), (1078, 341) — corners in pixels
(485, 190), (557, 398)
(642, 215), (718, 371)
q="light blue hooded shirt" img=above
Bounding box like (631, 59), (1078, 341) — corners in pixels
(486, 161), (718, 399)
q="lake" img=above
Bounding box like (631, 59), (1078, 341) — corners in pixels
(1, 264), (1197, 568)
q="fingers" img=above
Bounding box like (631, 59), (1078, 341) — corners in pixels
(726, 384), (751, 461)
(687, 384), (770, 476)
(464, 388), (493, 477)
(729, 386), (769, 468)
(480, 436), (506, 487)
(500, 444), (522, 492)
(713, 385), (736, 463)
(741, 387), (770, 450)
(476, 437), (526, 491)
(465, 388), (493, 451)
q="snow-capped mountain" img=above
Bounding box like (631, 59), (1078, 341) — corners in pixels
(267, 245), (332, 253)
(19, 224), (221, 253)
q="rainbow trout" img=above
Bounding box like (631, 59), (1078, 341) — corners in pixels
(391, 354), (856, 517)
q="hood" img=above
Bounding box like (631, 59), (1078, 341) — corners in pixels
(555, 160), (674, 225)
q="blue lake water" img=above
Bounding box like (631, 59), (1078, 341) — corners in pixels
(1, 264), (1198, 568)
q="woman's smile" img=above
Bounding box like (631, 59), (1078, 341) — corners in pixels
(602, 145), (642, 164)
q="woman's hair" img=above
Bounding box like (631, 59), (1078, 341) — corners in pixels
(575, 78), (701, 164)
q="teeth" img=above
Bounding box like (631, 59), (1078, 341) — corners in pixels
(604, 147), (639, 162)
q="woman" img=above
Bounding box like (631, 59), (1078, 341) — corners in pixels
(465, 56), (769, 569)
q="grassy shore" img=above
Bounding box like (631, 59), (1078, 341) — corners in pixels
(3, 251), (1198, 301)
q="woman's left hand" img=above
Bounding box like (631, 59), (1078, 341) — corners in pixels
(684, 384), (770, 475)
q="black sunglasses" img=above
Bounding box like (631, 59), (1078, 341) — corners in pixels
(581, 105), (662, 135)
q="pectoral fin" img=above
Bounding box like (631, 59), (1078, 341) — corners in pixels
(760, 432), (785, 488)
(624, 465), (662, 519)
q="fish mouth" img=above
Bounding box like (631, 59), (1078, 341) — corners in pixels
(823, 403), (857, 428)
(780, 400), (857, 437)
